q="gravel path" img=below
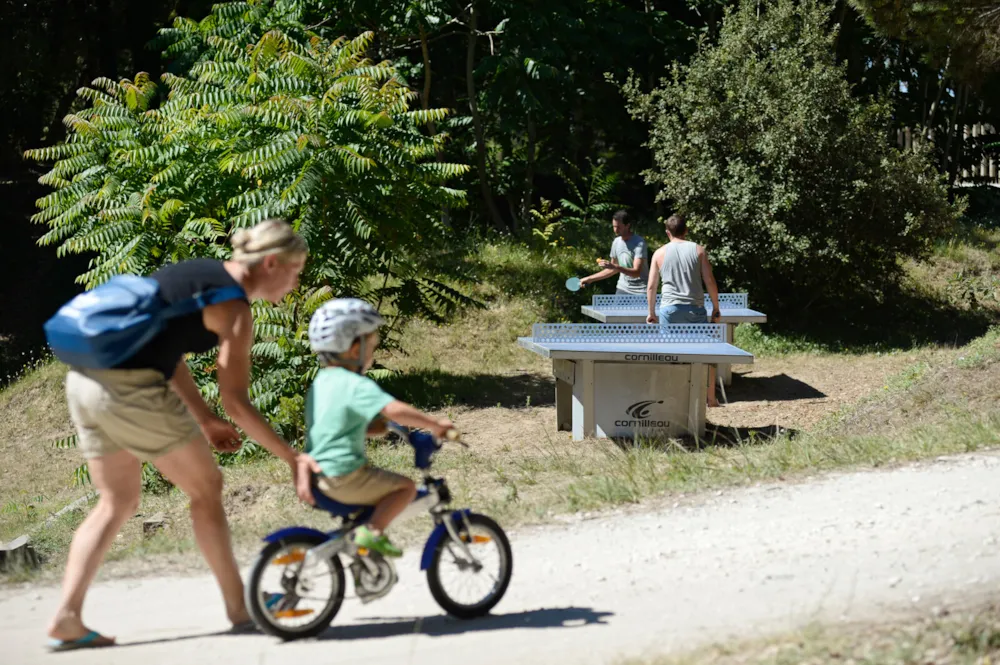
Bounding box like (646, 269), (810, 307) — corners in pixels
(4, 452), (1000, 665)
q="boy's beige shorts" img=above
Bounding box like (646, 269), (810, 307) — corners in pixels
(65, 368), (201, 461)
(316, 465), (411, 505)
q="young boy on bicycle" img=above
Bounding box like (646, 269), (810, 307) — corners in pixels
(305, 298), (454, 558)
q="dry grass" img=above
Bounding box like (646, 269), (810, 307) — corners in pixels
(0, 361), (84, 548)
(5, 318), (1000, 583)
(383, 298), (550, 377)
(820, 327), (1000, 439)
(14, 333), (1000, 585)
(712, 351), (943, 432)
(627, 601), (1000, 665)
(3, 234), (1000, 582)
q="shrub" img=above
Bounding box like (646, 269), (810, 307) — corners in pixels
(618, 0), (963, 313)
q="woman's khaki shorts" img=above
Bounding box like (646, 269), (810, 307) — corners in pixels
(316, 466), (411, 505)
(66, 368), (201, 461)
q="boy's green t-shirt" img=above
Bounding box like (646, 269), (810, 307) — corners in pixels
(305, 366), (395, 478)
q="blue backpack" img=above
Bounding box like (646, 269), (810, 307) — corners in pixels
(44, 274), (246, 369)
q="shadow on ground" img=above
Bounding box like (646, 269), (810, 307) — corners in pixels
(317, 606), (614, 641)
(723, 373), (826, 403)
(109, 607), (614, 649)
(380, 370), (555, 410)
(608, 424), (799, 452)
(760, 284), (996, 353)
(703, 423), (800, 447)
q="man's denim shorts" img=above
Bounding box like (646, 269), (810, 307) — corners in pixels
(659, 303), (708, 324)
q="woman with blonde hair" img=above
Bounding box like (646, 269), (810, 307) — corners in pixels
(47, 218), (320, 651)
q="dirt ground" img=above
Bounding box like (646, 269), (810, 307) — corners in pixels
(711, 353), (929, 431)
(432, 352), (929, 450)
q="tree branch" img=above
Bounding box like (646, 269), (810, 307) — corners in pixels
(464, 1), (506, 231)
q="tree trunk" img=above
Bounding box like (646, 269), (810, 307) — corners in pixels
(465, 1), (506, 231)
(944, 83), (965, 184)
(921, 77), (930, 128)
(418, 22), (451, 227)
(924, 54), (951, 142)
(955, 86), (971, 184)
(832, 0), (849, 54)
(645, 0), (655, 90)
(418, 23), (438, 138)
(520, 112), (536, 230)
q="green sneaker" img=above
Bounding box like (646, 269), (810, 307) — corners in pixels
(353, 525), (403, 558)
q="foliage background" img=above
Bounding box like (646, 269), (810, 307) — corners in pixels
(4, 0), (1000, 402)
(620, 0), (963, 316)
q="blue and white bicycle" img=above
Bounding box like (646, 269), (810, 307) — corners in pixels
(244, 423), (513, 640)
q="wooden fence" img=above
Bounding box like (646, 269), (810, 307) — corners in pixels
(897, 123), (1000, 185)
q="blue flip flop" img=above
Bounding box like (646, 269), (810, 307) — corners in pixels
(228, 621), (260, 635)
(47, 630), (115, 652)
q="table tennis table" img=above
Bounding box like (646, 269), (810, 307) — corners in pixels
(580, 293), (766, 386)
(517, 323), (754, 441)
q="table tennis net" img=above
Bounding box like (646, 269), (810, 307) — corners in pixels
(531, 323), (726, 344)
(591, 293), (748, 310)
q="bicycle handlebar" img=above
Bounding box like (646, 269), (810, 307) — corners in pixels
(385, 421), (468, 448)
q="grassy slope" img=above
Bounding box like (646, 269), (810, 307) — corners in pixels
(630, 602), (1000, 665)
(0, 362), (85, 543)
(2, 214), (999, 580)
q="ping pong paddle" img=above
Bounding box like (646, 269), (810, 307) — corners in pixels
(565, 277), (581, 292)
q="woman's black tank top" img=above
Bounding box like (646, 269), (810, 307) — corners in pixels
(116, 258), (249, 379)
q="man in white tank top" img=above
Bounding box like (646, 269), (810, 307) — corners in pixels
(646, 214), (722, 407)
(578, 210), (649, 294)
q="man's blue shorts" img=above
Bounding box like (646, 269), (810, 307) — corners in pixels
(659, 303), (708, 324)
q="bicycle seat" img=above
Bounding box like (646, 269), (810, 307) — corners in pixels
(309, 480), (375, 522)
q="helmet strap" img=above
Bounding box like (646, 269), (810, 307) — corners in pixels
(320, 337), (369, 374)
(331, 336), (367, 374)
(353, 336), (368, 375)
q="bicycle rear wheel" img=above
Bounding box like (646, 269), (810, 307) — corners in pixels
(245, 534), (346, 640)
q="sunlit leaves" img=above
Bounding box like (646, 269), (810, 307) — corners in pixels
(25, 0), (472, 448)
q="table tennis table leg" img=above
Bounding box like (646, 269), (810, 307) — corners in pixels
(552, 360), (574, 432)
(572, 360), (595, 441)
(717, 367), (728, 405)
(720, 324), (734, 386)
(687, 363), (708, 439)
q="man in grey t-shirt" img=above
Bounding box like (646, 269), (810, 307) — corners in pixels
(646, 213), (722, 407)
(579, 210), (649, 294)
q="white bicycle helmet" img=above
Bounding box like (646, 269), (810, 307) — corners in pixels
(308, 298), (386, 356)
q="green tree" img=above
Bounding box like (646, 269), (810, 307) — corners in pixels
(24, 1), (472, 446)
(851, 1), (1000, 77)
(848, 1), (1000, 186)
(619, 0), (962, 313)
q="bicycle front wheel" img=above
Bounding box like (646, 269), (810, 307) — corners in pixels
(426, 513), (512, 619)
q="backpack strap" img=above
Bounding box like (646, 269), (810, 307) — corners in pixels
(160, 285), (248, 320)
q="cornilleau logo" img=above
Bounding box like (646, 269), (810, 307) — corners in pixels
(625, 400), (663, 419)
(623, 353), (679, 362)
(616, 400), (669, 428)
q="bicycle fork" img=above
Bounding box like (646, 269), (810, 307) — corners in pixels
(441, 512), (482, 571)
